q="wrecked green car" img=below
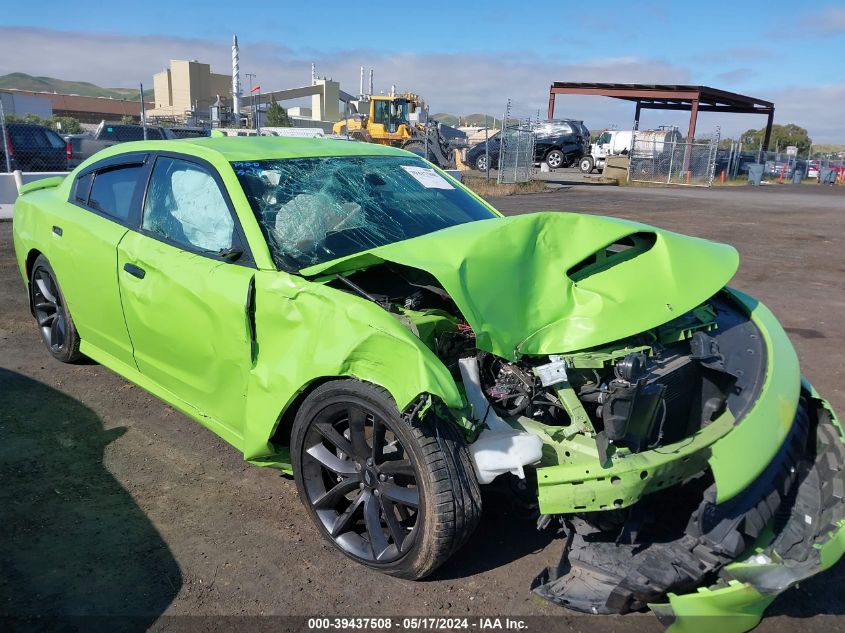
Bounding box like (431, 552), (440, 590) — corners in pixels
(13, 137), (845, 631)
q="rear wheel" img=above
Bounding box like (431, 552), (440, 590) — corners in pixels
(545, 149), (564, 169)
(291, 380), (481, 579)
(579, 156), (595, 173)
(30, 255), (82, 363)
(474, 154), (489, 171)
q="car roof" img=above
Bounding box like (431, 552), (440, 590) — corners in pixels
(72, 135), (417, 175)
(156, 135), (411, 161)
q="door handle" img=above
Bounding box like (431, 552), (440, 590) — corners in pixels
(123, 263), (146, 279)
(52, 226), (62, 236)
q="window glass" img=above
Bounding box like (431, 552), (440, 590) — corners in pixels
(373, 100), (389, 125)
(73, 172), (94, 204)
(142, 157), (234, 252)
(233, 155), (496, 270)
(88, 165), (145, 221)
(45, 129), (66, 149)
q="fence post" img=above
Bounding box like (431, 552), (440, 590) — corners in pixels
(497, 100), (510, 185)
(484, 116), (490, 182)
(667, 136), (676, 184)
(424, 105), (429, 162)
(0, 98), (10, 173)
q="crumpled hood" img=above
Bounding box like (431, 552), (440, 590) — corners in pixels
(302, 212), (739, 359)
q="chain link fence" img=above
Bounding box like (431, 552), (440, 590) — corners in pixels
(628, 128), (719, 186)
(713, 143), (845, 185)
(0, 100), (72, 173)
(496, 99), (536, 184)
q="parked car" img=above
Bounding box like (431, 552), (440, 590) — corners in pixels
(1, 123), (67, 172)
(465, 119), (588, 171)
(465, 131), (502, 171)
(68, 121), (168, 167)
(807, 160), (820, 179)
(12, 137), (845, 632)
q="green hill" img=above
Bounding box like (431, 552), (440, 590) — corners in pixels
(0, 72), (153, 100)
(432, 112), (503, 127)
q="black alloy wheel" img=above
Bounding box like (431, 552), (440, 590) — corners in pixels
(300, 400), (421, 563)
(291, 380), (481, 579)
(30, 255), (82, 363)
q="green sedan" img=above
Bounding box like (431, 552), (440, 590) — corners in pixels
(12, 137), (845, 632)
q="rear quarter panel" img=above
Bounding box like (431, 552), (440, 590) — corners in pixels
(12, 185), (66, 283)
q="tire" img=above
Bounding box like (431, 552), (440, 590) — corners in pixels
(402, 141), (428, 161)
(474, 154), (488, 171)
(350, 130), (371, 143)
(545, 149), (564, 169)
(30, 255), (82, 363)
(579, 156), (594, 173)
(291, 380), (481, 579)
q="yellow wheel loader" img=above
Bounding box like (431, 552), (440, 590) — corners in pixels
(333, 94), (456, 169)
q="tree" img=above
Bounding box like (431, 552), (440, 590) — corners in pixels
(120, 115), (136, 125)
(49, 116), (82, 134)
(265, 97), (291, 127)
(738, 123), (812, 155)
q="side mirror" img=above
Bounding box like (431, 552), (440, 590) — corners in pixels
(219, 246), (244, 262)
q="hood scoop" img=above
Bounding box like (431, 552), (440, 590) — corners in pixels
(567, 232), (657, 283)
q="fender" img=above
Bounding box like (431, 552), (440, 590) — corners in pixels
(241, 269), (463, 461)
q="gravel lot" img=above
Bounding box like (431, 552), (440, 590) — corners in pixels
(1, 182), (843, 631)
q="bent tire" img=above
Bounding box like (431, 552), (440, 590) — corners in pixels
(30, 254), (82, 363)
(291, 380), (481, 579)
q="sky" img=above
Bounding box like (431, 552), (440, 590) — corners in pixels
(2, 0), (844, 142)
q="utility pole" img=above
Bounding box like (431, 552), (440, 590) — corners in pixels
(245, 73), (256, 128)
(139, 83), (147, 140)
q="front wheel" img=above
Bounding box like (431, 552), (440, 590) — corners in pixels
(545, 149), (564, 169)
(291, 380), (481, 579)
(579, 156), (595, 173)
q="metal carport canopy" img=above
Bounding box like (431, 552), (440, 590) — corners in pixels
(547, 82), (775, 151)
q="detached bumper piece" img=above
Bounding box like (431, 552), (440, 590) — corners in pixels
(532, 390), (845, 632)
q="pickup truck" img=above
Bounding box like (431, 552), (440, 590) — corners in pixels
(66, 123), (210, 168)
(67, 122), (167, 168)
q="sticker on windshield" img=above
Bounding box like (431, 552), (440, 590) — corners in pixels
(401, 165), (454, 190)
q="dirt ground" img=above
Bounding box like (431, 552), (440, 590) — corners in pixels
(1, 182), (844, 632)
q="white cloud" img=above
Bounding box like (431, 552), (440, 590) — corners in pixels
(798, 6), (845, 36)
(1, 27), (842, 142)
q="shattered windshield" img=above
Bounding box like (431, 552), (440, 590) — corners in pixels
(232, 155), (496, 270)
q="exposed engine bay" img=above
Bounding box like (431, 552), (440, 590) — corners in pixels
(326, 261), (762, 462)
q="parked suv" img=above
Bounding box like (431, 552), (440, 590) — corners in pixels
(1, 123), (68, 172)
(465, 119), (589, 171)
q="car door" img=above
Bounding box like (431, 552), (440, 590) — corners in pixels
(47, 154), (150, 368)
(117, 153), (255, 439)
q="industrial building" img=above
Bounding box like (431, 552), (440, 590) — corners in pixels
(149, 59), (232, 120)
(0, 88), (150, 123)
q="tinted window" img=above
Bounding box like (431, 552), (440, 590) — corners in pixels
(88, 165), (145, 221)
(44, 129), (66, 149)
(73, 172), (94, 204)
(142, 157), (234, 252)
(233, 155), (496, 270)
(9, 126), (61, 149)
(99, 125), (165, 142)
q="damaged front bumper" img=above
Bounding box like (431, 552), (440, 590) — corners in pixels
(530, 290), (845, 631)
(651, 387), (845, 633)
